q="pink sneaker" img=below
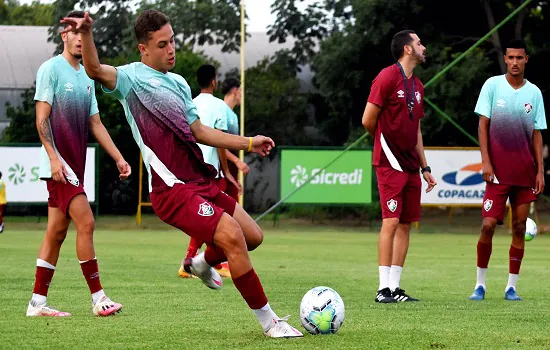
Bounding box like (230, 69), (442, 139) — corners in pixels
(26, 302), (71, 317)
(92, 296), (122, 316)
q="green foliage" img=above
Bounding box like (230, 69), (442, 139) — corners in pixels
(139, 0), (245, 53)
(0, 0), (53, 25)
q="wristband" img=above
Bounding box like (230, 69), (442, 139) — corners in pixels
(421, 166), (431, 174)
(247, 137), (253, 152)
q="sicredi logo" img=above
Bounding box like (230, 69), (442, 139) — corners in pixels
(290, 165), (363, 188)
(438, 163), (485, 199)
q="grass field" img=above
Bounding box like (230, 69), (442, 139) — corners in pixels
(1, 217), (550, 349)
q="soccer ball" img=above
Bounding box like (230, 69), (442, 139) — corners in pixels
(299, 286), (345, 335)
(525, 218), (537, 241)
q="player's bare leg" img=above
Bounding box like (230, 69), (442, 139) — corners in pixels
(69, 195), (122, 316)
(375, 218), (398, 303)
(27, 207), (71, 316)
(389, 222), (418, 302)
(232, 204), (264, 251)
(469, 217), (497, 300)
(188, 213), (302, 337)
(505, 202), (529, 301)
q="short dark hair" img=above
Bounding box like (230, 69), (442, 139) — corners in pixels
(64, 10), (85, 28)
(196, 65), (217, 89)
(391, 30), (416, 61)
(134, 10), (170, 44)
(221, 77), (241, 95)
(505, 39), (528, 55)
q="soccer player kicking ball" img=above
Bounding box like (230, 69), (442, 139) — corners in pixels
(61, 10), (303, 338)
(469, 39), (546, 301)
(362, 30), (437, 303)
(27, 10), (131, 317)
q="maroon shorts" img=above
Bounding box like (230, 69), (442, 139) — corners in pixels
(150, 182), (237, 246)
(46, 179), (86, 217)
(482, 183), (536, 224)
(376, 166), (421, 223)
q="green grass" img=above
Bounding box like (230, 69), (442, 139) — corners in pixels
(1, 220), (550, 349)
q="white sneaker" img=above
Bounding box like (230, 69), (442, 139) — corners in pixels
(183, 257), (222, 290)
(26, 302), (71, 317)
(92, 295), (122, 316)
(264, 316), (304, 338)
(0, 223), (4, 233)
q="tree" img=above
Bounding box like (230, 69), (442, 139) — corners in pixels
(268, 0), (549, 146)
(49, 0), (135, 58)
(2, 86), (40, 143)
(139, 0), (246, 53)
(0, 0), (54, 25)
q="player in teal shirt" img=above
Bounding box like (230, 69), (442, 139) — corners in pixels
(470, 39), (547, 302)
(62, 9), (302, 338)
(28, 10), (130, 318)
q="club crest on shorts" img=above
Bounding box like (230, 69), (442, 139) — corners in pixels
(387, 199), (398, 213)
(198, 202), (214, 217)
(524, 102), (533, 114)
(483, 199), (493, 212)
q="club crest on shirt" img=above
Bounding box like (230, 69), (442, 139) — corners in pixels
(87, 86), (91, 96)
(415, 91), (421, 104)
(397, 90), (404, 98)
(483, 199), (493, 212)
(387, 199), (398, 213)
(524, 102), (533, 114)
(198, 202), (214, 217)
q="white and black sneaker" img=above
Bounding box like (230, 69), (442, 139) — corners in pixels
(375, 287), (397, 303)
(392, 288), (419, 302)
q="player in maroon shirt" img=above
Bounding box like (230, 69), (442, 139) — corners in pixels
(362, 30), (437, 303)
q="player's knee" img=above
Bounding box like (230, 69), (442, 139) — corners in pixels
(512, 220), (526, 237)
(76, 217), (95, 236)
(216, 217), (246, 253)
(381, 218), (399, 235)
(49, 227), (68, 244)
(480, 219), (497, 237)
(246, 225), (264, 251)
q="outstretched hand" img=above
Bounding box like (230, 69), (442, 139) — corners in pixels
(60, 11), (93, 34)
(250, 136), (275, 157)
(423, 171), (437, 193)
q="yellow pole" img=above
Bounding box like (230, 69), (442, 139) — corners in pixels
(136, 152), (143, 225)
(238, 0), (245, 207)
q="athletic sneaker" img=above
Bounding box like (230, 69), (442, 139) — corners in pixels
(504, 287), (522, 301)
(26, 301), (71, 317)
(183, 257), (222, 290)
(92, 295), (122, 316)
(0, 222), (4, 233)
(215, 261), (231, 278)
(178, 265), (197, 279)
(469, 285), (486, 301)
(392, 288), (419, 302)
(264, 316), (304, 338)
(375, 287), (397, 303)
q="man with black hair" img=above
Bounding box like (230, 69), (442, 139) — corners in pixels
(469, 39), (546, 301)
(362, 29), (436, 303)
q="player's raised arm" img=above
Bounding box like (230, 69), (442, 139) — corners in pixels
(60, 12), (117, 91)
(190, 119), (275, 157)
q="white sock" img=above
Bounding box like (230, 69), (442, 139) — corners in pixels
(378, 266), (391, 290)
(31, 293), (47, 306)
(475, 267), (487, 289)
(37, 258), (56, 270)
(506, 274), (519, 291)
(31, 259), (56, 306)
(389, 265), (403, 291)
(253, 303), (278, 332)
(92, 289), (106, 305)
(191, 252), (210, 274)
